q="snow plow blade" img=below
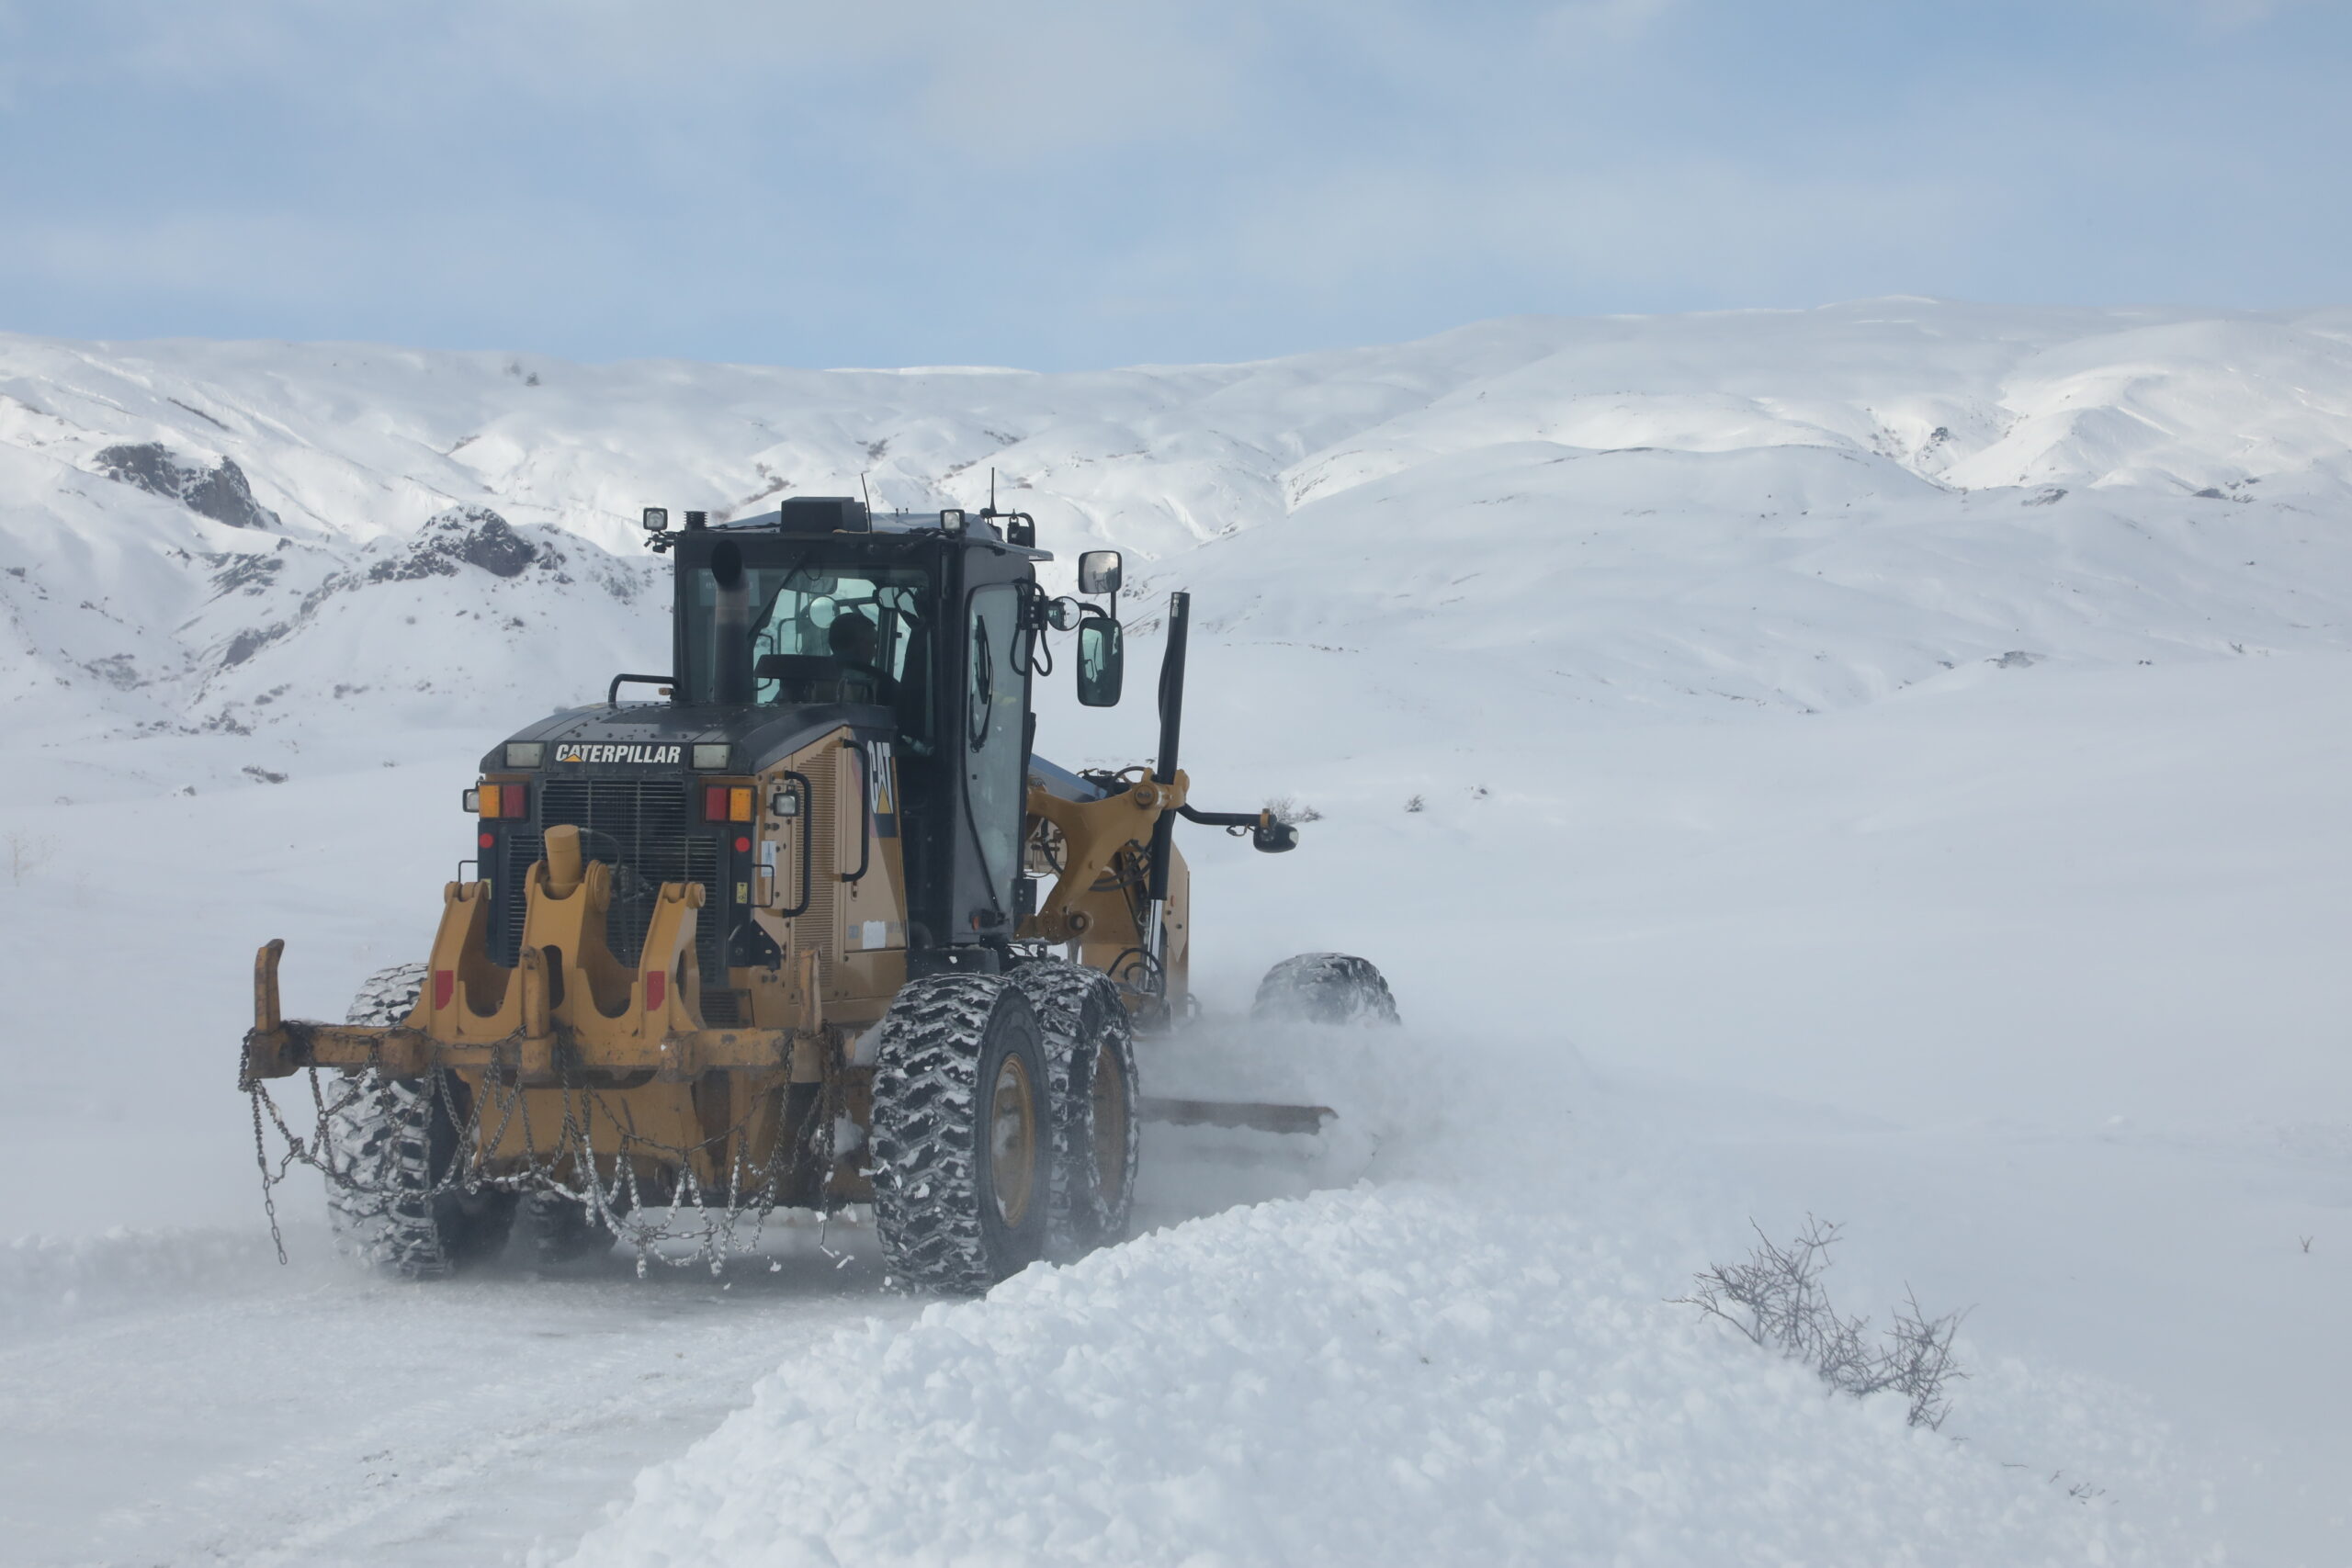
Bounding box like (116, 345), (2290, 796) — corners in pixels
(1137, 1095), (1333, 1135)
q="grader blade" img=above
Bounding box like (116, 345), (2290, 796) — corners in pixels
(1137, 1095), (1333, 1135)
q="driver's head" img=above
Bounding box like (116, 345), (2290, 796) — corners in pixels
(829, 613), (878, 664)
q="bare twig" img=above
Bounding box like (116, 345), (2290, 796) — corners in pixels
(1677, 1216), (1970, 1429)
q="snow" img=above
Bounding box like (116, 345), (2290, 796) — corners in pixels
(2, 299), (2347, 1562)
(566, 1180), (2215, 1568)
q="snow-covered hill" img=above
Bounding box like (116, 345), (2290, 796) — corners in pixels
(6, 299), (2350, 773)
(2, 304), (2346, 1564)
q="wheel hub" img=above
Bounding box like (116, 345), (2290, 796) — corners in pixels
(988, 1055), (1038, 1227)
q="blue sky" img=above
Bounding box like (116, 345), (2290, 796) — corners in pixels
(1, 0), (2346, 370)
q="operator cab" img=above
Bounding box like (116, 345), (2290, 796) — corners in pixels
(675, 523), (944, 753)
(655, 498), (1080, 956)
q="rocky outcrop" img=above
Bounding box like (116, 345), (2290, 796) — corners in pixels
(92, 443), (281, 531)
(366, 505), (537, 581)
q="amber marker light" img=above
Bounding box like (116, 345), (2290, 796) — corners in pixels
(704, 783), (755, 822)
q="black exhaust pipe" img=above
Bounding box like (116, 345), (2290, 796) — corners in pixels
(711, 540), (753, 705)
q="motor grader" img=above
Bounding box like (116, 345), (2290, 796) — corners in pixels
(240, 496), (1395, 1292)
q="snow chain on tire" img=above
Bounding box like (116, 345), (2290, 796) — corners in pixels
(323, 962), (515, 1280)
(1010, 959), (1139, 1260)
(868, 972), (1051, 1295)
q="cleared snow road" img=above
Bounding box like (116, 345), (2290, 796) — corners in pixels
(0, 1224), (910, 1567)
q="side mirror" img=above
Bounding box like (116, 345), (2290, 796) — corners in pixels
(1076, 614), (1124, 707)
(1252, 818), (1298, 853)
(1078, 550), (1122, 597)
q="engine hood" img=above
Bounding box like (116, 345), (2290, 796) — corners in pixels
(483, 701), (893, 775)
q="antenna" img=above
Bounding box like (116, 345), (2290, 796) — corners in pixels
(989, 468), (997, 516)
(860, 472), (872, 515)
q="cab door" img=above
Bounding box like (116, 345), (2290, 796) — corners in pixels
(959, 581), (1030, 931)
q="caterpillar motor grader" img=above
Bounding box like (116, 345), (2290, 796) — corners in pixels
(240, 496), (1396, 1292)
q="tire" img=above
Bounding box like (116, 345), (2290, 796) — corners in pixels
(324, 963), (516, 1280)
(1251, 953), (1401, 1027)
(868, 973), (1052, 1294)
(514, 1191), (608, 1267)
(1011, 960), (1140, 1260)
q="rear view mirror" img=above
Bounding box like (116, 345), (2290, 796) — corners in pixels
(1078, 550), (1122, 597)
(1077, 615), (1124, 706)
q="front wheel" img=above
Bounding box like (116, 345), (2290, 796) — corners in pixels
(868, 974), (1052, 1294)
(1251, 953), (1401, 1027)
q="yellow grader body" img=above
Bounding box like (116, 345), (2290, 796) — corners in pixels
(243, 721), (1195, 1210)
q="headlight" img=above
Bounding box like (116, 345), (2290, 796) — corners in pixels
(505, 742), (545, 769)
(692, 743), (731, 770)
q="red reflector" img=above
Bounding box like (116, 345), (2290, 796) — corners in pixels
(704, 785), (729, 821)
(433, 969), (455, 1009)
(479, 831), (495, 850)
(733, 835), (751, 853)
(645, 971), (666, 1010)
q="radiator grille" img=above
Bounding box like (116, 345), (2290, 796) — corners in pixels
(486, 776), (726, 988)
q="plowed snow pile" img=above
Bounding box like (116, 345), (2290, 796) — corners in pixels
(565, 1177), (2202, 1568)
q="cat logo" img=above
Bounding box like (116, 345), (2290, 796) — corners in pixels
(554, 742), (683, 765)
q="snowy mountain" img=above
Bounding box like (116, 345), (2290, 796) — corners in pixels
(6, 299), (2349, 768)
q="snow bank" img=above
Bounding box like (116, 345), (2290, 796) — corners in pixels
(0, 1226), (282, 1336)
(565, 1180), (2214, 1568)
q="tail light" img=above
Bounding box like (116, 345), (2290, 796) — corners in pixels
(473, 782), (530, 819)
(702, 784), (753, 822)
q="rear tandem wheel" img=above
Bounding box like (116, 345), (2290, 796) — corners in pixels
(867, 973), (1053, 1294)
(1011, 959), (1140, 1261)
(323, 963), (516, 1280)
